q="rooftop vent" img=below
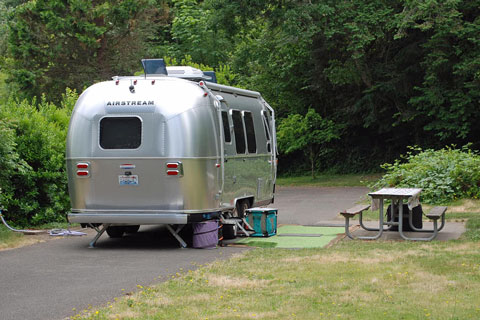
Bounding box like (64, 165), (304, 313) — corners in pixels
(141, 59), (168, 76)
(203, 71), (217, 83)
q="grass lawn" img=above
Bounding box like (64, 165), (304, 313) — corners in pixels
(75, 240), (480, 320)
(74, 200), (480, 320)
(276, 173), (381, 187)
(0, 224), (25, 250)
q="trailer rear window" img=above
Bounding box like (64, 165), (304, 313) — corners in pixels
(232, 110), (245, 154)
(100, 117), (142, 149)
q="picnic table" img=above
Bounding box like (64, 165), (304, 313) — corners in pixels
(340, 188), (447, 241)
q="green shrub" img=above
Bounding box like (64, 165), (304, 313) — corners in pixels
(0, 89), (77, 227)
(0, 119), (31, 211)
(372, 146), (480, 204)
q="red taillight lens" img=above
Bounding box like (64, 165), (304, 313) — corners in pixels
(166, 161), (182, 176)
(166, 163), (178, 169)
(76, 163), (89, 169)
(77, 171), (89, 176)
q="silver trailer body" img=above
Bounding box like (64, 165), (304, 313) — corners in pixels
(66, 70), (277, 227)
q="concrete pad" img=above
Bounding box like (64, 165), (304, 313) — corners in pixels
(347, 221), (466, 241)
(273, 186), (369, 225)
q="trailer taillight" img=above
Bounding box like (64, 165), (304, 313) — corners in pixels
(76, 162), (90, 177)
(166, 162), (183, 177)
(76, 163), (89, 169)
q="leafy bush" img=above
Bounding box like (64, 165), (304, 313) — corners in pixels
(0, 119), (30, 210)
(0, 89), (77, 227)
(372, 146), (480, 204)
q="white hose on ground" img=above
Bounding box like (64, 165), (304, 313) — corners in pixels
(1, 209), (85, 236)
(0, 211), (45, 234)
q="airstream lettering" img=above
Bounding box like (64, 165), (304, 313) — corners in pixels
(106, 101), (155, 106)
(66, 59), (277, 247)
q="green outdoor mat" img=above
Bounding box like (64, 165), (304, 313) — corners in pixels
(236, 225), (345, 249)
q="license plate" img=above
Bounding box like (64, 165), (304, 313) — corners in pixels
(118, 175), (139, 185)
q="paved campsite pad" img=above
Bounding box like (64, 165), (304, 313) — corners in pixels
(237, 225), (345, 249)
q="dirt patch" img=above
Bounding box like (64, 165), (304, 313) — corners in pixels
(0, 227), (92, 252)
(282, 252), (396, 265)
(445, 199), (480, 213)
(205, 274), (271, 289)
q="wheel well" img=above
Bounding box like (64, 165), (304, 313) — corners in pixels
(235, 197), (254, 209)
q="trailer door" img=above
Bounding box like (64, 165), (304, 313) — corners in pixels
(220, 108), (236, 206)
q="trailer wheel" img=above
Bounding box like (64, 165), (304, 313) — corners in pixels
(106, 226), (125, 238)
(223, 223), (237, 240)
(232, 200), (250, 218)
(124, 225), (140, 234)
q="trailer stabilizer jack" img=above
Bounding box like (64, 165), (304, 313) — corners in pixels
(166, 224), (187, 248)
(89, 224), (110, 248)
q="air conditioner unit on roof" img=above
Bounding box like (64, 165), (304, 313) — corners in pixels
(167, 66), (204, 79)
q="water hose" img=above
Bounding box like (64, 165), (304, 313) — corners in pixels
(0, 210), (46, 235)
(0, 209), (86, 236)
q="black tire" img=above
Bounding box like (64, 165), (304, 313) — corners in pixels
(124, 225), (140, 234)
(106, 226), (125, 238)
(223, 223), (237, 240)
(233, 200), (250, 218)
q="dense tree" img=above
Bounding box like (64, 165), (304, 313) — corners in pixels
(3, 0), (480, 174)
(277, 108), (341, 178)
(200, 0), (480, 172)
(7, 0), (169, 101)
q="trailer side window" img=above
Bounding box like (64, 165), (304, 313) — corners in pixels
(261, 111), (272, 153)
(232, 110), (245, 154)
(100, 117), (142, 149)
(243, 112), (256, 153)
(221, 111), (231, 143)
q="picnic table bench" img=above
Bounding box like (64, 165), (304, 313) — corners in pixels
(340, 189), (448, 241)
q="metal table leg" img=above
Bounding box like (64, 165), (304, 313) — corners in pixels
(408, 209), (446, 233)
(349, 198), (384, 240)
(359, 209), (394, 232)
(398, 203), (437, 241)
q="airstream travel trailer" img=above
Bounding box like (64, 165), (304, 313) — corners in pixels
(66, 59), (277, 247)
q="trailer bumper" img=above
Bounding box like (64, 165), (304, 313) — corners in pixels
(68, 212), (188, 225)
